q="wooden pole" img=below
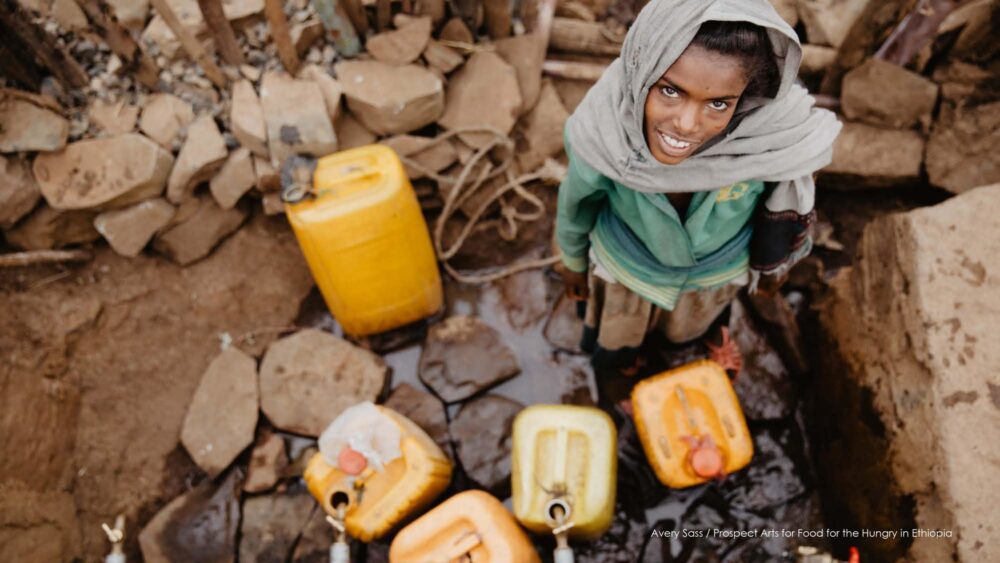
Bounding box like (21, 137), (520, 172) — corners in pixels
(415, 0), (444, 25)
(149, 0), (228, 88)
(542, 59), (606, 81)
(874, 0), (958, 65)
(0, 249), (92, 268)
(484, 0), (511, 38)
(375, 0), (391, 31)
(76, 0), (160, 89)
(0, 18), (45, 89)
(265, 0), (300, 74)
(197, 0), (246, 66)
(549, 17), (622, 56)
(0, 0), (88, 90)
(339, 0), (368, 36)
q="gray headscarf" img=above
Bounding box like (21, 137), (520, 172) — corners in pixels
(566, 0), (841, 208)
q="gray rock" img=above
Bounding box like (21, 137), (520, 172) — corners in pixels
(244, 432), (287, 493)
(926, 101), (1000, 194)
(841, 58), (939, 129)
(0, 89), (68, 153)
(450, 394), (523, 492)
(239, 490), (315, 563)
(384, 383), (450, 453)
(259, 329), (387, 437)
(181, 348), (259, 477)
(0, 155), (41, 229)
(94, 198), (176, 257)
(138, 469), (242, 563)
(419, 316), (521, 403)
(153, 196), (248, 265)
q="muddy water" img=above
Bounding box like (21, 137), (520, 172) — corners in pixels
(298, 264), (829, 562)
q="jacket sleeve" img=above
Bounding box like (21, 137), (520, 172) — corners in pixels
(555, 153), (609, 273)
(749, 176), (816, 279)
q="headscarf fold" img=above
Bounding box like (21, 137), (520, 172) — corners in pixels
(565, 0), (842, 197)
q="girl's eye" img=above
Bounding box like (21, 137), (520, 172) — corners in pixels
(660, 86), (679, 97)
(709, 100), (729, 111)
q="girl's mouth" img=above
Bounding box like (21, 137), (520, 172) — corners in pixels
(656, 131), (698, 159)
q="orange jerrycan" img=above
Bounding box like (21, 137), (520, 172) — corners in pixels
(389, 490), (541, 563)
(282, 145), (443, 337)
(304, 402), (453, 543)
(631, 359), (753, 489)
(511, 404), (617, 549)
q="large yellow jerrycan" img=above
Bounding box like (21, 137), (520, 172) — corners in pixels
(283, 145), (443, 337)
(631, 359), (753, 489)
(304, 403), (453, 542)
(511, 405), (617, 542)
(389, 490), (541, 563)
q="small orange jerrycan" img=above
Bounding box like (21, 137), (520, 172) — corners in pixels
(304, 402), (453, 542)
(282, 145), (443, 337)
(631, 360), (753, 488)
(389, 490), (541, 563)
(511, 405), (617, 543)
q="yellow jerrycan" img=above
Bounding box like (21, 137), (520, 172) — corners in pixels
(631, 359), (753, 489)
(389, 490), (541, 563)
(511, 404), (617, 559)
(282, 145), (443, 337)
(304, 403), (453, 543)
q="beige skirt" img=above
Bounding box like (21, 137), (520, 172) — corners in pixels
(581, 266), (742, 354)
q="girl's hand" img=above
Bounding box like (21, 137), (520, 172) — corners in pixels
(560, 268), (590, 301)
(755, 271), (789, 297)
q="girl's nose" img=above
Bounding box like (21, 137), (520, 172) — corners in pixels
(674, 102), (700, 136)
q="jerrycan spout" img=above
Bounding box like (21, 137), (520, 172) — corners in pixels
(547, 500), (575, 563)
(327, 500), (350, 563)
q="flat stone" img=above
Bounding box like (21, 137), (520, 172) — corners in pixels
(423, 40), (464, 74)
(180, 347), (259, 478)
(291, 19), (323, 57)
(243, 432), (287, 493)
(259, 71), (338, 167)
(34, 133), (174, 210)
(94, 198), (176, 257)
(543, 294), (584, 352)
(821, 121), (924, 188)
(746, 291), (810, 375)
(261, 193), (283, 216)
(139, 93), (195, 150)
(259, 329), (388, 437)
(138, 469), (242, 563)
(514, 80), (568, 172)
(334, 112), (377, 150)
(0, 88), (68, 153)
(88, 99), (140, 136)
(291, 507), (335, 562)
(335, 60), (445, 135)
(210, 147), (256, 209)
(239, 490), (315, 562)
(450, 394), (522, 492)
(230, 80), (269, 157)
(380, 134), (457, 180)
(0, 155), (41, 229)
(153, 196), (248, 265)
(438, 51), (522, 149)
(842, 58), (939, 129)
(499, 267), (548, 329)
(494, 33), (545, 114)
(3, 205), (98, 250)
(796, 0), (869, 48)
(51, 0), (87, 32)
(166, 115), (228, 203)
(106, 0), (148, 30)
(817, 184), (1000, 562)
(439, 17), (473, 43)
(800, 44), (837, 75)
(926, 101), (1000, 194)
(253, 154), (280, 192)
(419, 316), (520, 403)
(366, 15), (432, 65)
(384, 383), (450, 452)
(299, 65), (344, 124)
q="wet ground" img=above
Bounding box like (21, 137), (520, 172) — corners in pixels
(294, 255), (831, 562)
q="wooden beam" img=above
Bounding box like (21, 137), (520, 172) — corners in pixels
(149, 0), (228, 88)
(0, 249), (92, 268)
(542, 59), (606, 81)
(0, 19), (45, 89)
(874, 0), (958, 65)
(549, 17), (622, 56)
(76, 0), (160, 89)
(484, 0), (511, 39)
(197, 0), (246, 66)
(265, 0), (300, 74)
(0, 0), (88, 90)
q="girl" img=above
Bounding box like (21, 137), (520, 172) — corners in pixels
(556, 0), (841, 376)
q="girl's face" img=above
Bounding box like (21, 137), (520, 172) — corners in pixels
(643, 45), (750, 165)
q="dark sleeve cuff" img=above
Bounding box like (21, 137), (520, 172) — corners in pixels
(750, 208), (816, 272)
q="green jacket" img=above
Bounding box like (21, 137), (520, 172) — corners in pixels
(556, 144), (764, 310)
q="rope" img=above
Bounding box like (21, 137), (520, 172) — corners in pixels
(396, 126), (564, 284)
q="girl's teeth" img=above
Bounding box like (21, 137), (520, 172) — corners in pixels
(660, 133), (690, 149)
